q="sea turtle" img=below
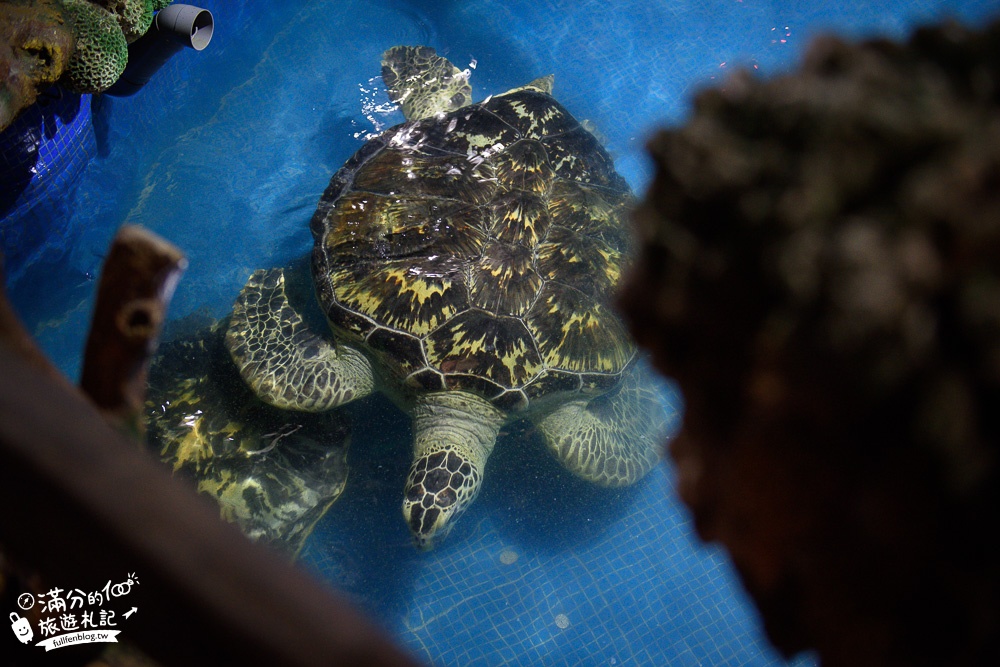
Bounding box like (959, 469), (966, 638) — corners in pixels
(145, 316), (351, 556)
(225, 45), (670, 549)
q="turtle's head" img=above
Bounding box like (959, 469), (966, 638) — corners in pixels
(382, 45), (472, 122)
(402, 449), (483, 550)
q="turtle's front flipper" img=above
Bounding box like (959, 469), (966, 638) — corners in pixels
(403, 391), (505, 549)
(537, 362), (672, 486)
(382, 45), (472, 121)
(226, 268), (374, 411)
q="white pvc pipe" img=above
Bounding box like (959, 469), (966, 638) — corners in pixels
(155, 4), (214, 51)
(105, 5), (214, 97)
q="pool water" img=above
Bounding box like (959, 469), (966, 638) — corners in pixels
(2, 1), (996, 665)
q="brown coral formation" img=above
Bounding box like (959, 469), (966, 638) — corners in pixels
(0, 1), (74, 130)
(620, 19), (1000, 667)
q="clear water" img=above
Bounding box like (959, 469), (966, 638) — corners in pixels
(2, 1), (997, 665)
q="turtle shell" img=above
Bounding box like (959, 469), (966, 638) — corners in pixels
(311, 88), (636, 412)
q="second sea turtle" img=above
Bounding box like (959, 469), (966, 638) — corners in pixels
(146, 315), (350, 556)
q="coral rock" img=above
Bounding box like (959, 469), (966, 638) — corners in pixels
(95, 0), (155, 43)
(58, 0), (129, 93)
(0, 1), (74, 130)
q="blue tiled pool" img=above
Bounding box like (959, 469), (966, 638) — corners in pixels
(2, 1), (997, 665)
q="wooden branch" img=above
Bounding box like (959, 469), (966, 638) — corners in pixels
(79, 225), (187, 435)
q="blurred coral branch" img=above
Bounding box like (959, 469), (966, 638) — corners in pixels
(80, 225), (186, 435)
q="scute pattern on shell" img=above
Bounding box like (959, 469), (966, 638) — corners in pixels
(311, 88), (636, 409)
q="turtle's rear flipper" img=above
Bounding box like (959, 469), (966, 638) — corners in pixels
(500, 74), (554, 97)
(226, 268), (374, 412)
(537, 361), (674, 486)
(381, 45), (472, 121)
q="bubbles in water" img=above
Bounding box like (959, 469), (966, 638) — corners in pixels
(354, 76), (399, 141)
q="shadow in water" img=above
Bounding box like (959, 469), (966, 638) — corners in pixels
(480, 419), (654, 553)
(305, 393), (423, 618)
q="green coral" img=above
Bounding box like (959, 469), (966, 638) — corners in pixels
(153, 0), (172, 10)
(98, 0), (155, 43)
(58, 0), (128, 93)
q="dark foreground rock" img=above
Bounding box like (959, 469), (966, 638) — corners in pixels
(620, 19), (1000, 667)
